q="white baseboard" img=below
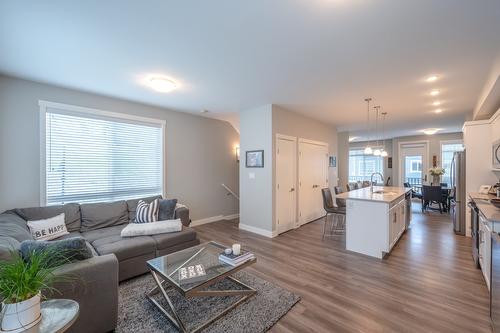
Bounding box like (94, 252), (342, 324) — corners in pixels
(191, 213), (239, 227)
(238, 223), (278, 238)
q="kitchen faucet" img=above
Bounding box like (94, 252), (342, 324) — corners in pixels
(370, 172), (385, 193)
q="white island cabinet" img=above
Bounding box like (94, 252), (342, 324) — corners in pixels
(336, 186), (412, 259)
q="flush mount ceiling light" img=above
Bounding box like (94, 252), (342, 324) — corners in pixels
(434, 109), (443, 113)
(149, 77), (177, 92)
(422, 128), (439, 135)
(432, 101), (441, 106)
(430, 90), (440, 96)
(426, 75), (439, 82)
(348, 136), (358, 142)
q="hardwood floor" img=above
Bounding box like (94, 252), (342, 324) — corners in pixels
(193, 203), (492, 332)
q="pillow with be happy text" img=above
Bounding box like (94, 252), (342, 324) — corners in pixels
(27, 213), (69, 241)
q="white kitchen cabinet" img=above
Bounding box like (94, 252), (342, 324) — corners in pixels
(389, 199), (406, 250)
(479, 216), (492, 290)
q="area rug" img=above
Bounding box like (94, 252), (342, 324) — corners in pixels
(116, 271), (300, 333)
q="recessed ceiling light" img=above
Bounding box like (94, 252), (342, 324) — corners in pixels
(430, 90), (440, 96)
(149, 77), (177, 92)
(432, 101), (441, 106)
(422, 128), (439, 135)
(434, 109), (442, 113)
(426, 75), (439, 82)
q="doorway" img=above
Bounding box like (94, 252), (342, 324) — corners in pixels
(399, 141), (429, 190)
(276, 135), (297, 234)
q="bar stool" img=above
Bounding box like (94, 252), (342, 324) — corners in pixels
(321, 188), (346, 239)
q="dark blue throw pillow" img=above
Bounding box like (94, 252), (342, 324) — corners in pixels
(19, 237), (93, 263)
(158, 199), (178, 221)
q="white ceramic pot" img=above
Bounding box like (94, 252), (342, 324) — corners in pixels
(1, 293), (41, 332)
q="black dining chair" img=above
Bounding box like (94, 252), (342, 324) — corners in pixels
(404, 182), (422, 200)
(422, 185), (446, 213)
(321, 188), (346, 239)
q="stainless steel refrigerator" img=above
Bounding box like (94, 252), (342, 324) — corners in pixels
(450, 150), (466, 235)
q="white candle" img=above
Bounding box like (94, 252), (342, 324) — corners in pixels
(232, 243), (241, 256)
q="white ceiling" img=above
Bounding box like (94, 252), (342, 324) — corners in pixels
(1, 0), (499, 139)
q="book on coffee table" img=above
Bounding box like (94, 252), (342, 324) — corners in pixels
(219, 250), (255, 266)
(178, 264), (206, 284)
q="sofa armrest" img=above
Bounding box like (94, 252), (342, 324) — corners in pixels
(50, 254), (119, 333)
(175, 206), (191, 226)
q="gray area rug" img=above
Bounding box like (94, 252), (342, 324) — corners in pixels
(117, 271), (300, 333)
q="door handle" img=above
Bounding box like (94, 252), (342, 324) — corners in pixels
(290, 188), (295, 192)
(312, 185), (319, 188)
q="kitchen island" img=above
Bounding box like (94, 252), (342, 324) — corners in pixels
(336, 186), (412, 259)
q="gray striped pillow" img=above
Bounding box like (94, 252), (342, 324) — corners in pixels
(135, 199), (159, 223)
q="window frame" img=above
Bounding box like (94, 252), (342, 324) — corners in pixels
(410, 160), (422, 173)
(440, 139), (464, 186)
(39, 100), (166, 206)
(348, 146), (384, 182)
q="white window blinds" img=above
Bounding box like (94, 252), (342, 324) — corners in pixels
(44, 106), (163, 205)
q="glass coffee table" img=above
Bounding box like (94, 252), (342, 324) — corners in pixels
(146, 241), (256, 333)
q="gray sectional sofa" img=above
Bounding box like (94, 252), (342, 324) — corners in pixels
(0, 195), (200, 333)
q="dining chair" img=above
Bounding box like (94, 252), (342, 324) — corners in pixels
(422, 185), (446, 213)
(321, 188), (346, 239)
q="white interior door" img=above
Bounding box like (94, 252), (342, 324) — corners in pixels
(299, 140), (328, 225)
(276, 136), (297, 234)
(399, 142), (428, 188)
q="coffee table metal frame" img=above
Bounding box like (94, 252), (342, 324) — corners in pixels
(146, 247), (256, 333)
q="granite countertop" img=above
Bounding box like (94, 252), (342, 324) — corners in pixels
(336, 186), (411, 203)
(469, 192), (500, 223)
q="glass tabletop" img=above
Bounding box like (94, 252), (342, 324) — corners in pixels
(147, 241), (255, 293)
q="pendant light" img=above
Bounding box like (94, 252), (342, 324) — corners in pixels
(373, 106), (381, 156)
(380, 111), (388, 157)
(363, 98), (373, 155)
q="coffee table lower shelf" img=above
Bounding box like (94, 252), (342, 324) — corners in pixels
(146, 270), (256, 333)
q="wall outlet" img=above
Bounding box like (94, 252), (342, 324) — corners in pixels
(249, 172), (255, 179)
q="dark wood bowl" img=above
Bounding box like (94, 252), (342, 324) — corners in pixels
(491, 198), (500, 209)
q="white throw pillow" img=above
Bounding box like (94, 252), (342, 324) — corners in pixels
(121, 219), (182, 237)
(27, 213), (69, 241)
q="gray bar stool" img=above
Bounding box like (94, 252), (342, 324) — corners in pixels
(321, 188), (346, 239)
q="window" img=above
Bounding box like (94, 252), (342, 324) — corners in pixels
(348, 148), (384, 182)
(410, 160), (422, 173)
(41, 101), (165, 205)
(441, 141), (464, 186)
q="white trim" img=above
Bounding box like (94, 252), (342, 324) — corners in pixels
(190, 214), (240, 226)
(38, 100), (166, 125)
(238, 223), (278, 238)
(463, 107), (500, 130)
(39, 100), (166, 205)
(276, 133), (297, 141)
(298, 137), (329, 147)
(398, 140), (430, 186)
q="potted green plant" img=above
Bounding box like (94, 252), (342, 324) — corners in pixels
(0, 248), (69, 332)
(429, 167), (445, 185)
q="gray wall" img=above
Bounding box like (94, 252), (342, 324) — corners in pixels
(239, 105), (273, 232)
(0, 75), (240, 219)
(337, 132), (349, 188)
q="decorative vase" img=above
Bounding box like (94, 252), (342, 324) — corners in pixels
(1, 293), (42, 333)
(432, 175), (440, 185)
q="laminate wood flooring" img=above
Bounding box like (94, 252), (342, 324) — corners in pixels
(193, 203), (491, 332)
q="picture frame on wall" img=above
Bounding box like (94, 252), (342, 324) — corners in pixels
(329, 156), (336, 168)
(246, 150), (264, 168)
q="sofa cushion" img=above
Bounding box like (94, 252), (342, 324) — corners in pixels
(80, 201), (128, 232)
(0, 236), (20, 261)
(14, 203), (81, 232)
(81, 225), (126, 243)
(0, 213), (32, 242)
(159, 199), (178, 221)
(91, 234), (156, 261)
(150, 227), (198, 250)
(126, 195), (162, 222)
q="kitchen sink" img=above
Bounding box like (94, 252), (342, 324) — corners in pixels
(372, 190), (397, 195)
